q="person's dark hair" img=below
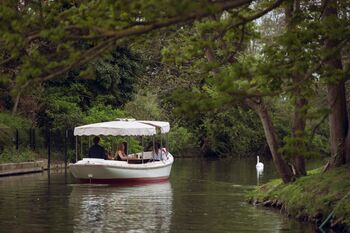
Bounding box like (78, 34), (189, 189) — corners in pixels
(122, 141), (127, 154)
(93, 136), (100, 144)
(155, 142), (160, 149)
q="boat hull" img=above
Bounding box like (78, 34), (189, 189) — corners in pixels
(69, 154), (174, 184)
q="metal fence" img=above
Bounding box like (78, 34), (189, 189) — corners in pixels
(0, 128), (77, 168)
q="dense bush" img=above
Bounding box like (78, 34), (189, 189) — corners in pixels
(203, 108), (265, 157)
(168, 125), (196, 156)
(0, 112), (32, 129)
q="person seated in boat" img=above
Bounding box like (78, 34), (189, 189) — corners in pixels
(88, 136), (107, 159)
(106, 151), (114, 160)
(115, 143), (128, 161)
(154, 142), (166, 161)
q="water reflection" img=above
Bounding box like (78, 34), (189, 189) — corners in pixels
(0, 159), (321, 233)
(69, 182), (173, 233)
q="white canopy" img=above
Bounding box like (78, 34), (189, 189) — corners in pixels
(136, 121), (170, 133)
(74, 121), (157, 136)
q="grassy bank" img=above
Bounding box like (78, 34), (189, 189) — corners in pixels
(0, 149), (38, 164)
(247, 165), (350, 232)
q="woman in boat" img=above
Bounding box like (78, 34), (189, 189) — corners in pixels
(154, 142), (167, 161)
(115, 143), (128, 161)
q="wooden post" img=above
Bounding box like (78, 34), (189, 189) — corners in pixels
(29, 128), (32, 150)
(64, 129), (68, 170)
(15, 129), (19, 150)
(32, 128), (36, 151)
(47, 129), (51, 171)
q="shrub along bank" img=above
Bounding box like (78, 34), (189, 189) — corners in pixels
(247, 165), (350, 232)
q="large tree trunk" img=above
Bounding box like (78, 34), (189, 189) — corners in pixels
(344, 58), (350, 163)
(246, 97), (294, 183)
(323, 0), (348, 167)
(291, 96), (307, 176)
(285, 0), (307, 176)
(327, 82), (348, 166)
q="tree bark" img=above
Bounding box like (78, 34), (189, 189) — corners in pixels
(327, 81), (348, 166)
(285, 0), (307, 176)
(291, 96), (307, 176)
(323, 0), (348, 167)
(246, 97), (294, 183)
(12, 92), (21, 115)
(344, 62), (350, 163)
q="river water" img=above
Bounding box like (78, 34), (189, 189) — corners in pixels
(0, 158), (319, 233)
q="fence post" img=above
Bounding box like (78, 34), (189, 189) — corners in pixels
(64, 129), (68, 170)
(47, 129), (51, 171)
(29, 128), (32, 149)
(15, 129), (19, 150)
(32, 128), (36, 151)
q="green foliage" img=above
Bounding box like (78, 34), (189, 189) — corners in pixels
(168, 125), (196, 156)
(35, 46), (140, 129)
(203, 108), (265, 156)
(83, 104), (127, 124)
(0, 148), (37, 164)
(1, 0), (347, 164)
(280, 134), (318, 160)
(0, 112), (32, 152)
(0, 112), (32, 128)
(39, 85), (84, 129)
(0, 0), (235, 96)
(93, 46), (142, 106)
(124, 90), (163, 120)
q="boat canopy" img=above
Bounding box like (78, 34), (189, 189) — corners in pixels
(136, 121), (170, 133)
(74, 120), (170, 136)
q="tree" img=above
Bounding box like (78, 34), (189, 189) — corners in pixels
(0, 0), (254, 114)
(161, 0), (350, 182)
(322, 0), (350, 168)
(161, 2), (296, 182)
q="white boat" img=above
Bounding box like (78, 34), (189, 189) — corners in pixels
(69, 119), (174, 184)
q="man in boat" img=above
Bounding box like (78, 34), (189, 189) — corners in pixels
(88, 136), (107, 159)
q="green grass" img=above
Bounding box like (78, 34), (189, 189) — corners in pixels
(247, 165), (350, 229)
(0, 148), (38, 164)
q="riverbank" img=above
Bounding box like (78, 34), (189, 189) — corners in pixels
(247, 164), (350, 232)
(0, 160), (67, 176)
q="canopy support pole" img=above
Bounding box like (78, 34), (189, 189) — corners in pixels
(127, 137), (130, 162)
(166, 133), (169, 152)
(75, 136), (78, 162)
(153, 136), (155, 160)
(142, 136), (144, 163)
(160, 133), (163, 160)
(80, 137), (83, 158)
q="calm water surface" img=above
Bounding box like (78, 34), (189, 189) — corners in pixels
(0, 158), (320, 233)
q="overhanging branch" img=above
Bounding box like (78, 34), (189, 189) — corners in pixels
(19, 0), (253, 90)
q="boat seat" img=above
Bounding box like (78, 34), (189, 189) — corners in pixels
(127, 159), (151, 164)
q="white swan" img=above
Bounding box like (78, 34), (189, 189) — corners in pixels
(256, 156), (264, 170)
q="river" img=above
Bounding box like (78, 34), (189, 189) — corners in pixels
(0, 158), (320, 232)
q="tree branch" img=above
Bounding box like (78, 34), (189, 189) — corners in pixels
(19, 0), (253, 90)
(217, 0), (285, 38)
